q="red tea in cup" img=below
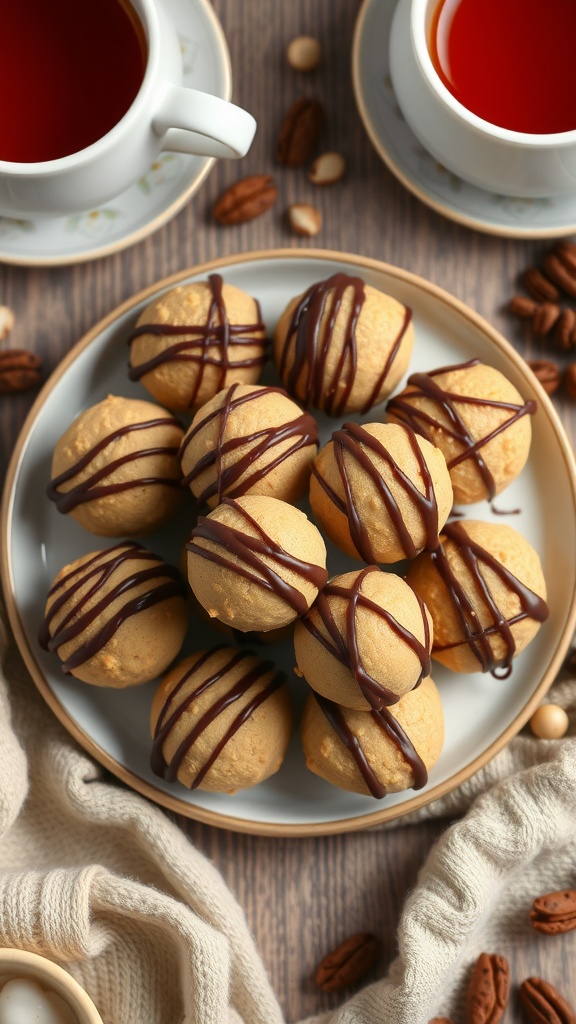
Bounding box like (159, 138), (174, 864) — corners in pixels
(0, 0), (146, 163)
(429, 0), (576, 134)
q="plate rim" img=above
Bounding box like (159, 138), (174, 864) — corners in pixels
(0, 0), (231, 268)
(351, 0), (576, 240)
(3, 246), (576, 837)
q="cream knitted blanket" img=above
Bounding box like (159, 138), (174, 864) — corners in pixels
(0, 606), (574, 1024)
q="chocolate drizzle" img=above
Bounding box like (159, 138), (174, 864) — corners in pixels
(313, 692), (427, 799)
(38, 543), (186, 672)
(150, 647), (286, 788)
(386, 359), (536, 501)
(300, 565), (431, 709)
(128, 273), (267, 409)
(278, 273), (412, 416)
(312, 421), (439, 563)
(180, 382), (318, 505)
(47, 415), (183, 513)
(429, 520), (549, 677)
(187, 497), (328, 615)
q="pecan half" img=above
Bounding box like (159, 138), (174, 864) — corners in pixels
(465, 952), (509, 1024)
(509, 295), (539, 319)
(0, 348), (42, 393)
(553, 240), (576, 275)
(543, 251), (576, 297)
(531, 889), (576, 934)
(213, 174), (278, 225)
(519, 976), (576, 1023)
(533, 302), (561, 336)
(277, 97), (323, 166)
(428, 1018), (454, 1023)
(314, 932), (381, 992)
(526, 359), (562, 396)
(555, 308), (576, 350)
(523, 267), (560, 303)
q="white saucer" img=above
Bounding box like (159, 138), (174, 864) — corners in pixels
(0, 0), (230, 267)
(352, 0), (576, 238)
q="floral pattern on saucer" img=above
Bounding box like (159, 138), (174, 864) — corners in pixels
(0, 0), (230, 266)
(354, 0), (576, 238)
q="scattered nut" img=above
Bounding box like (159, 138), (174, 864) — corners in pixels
(314, 933), (381, 992)
(553, 239), (576, 275)
(213, 174), (278, 225)
(532, 302), (560, 336)
(0, 348), (42, 393)
(526, 359), (562, 395)
(428, 1019), (454, 1024)
(509, 296), (538, 319)
(286, 35), (322, 72)
(530, 889), (576, 934)
(465, 952), (509, 1024)
(543, 250), (576, 297)
(0, 305), (14, 341)
(555, 307), (576, 350)
(309, 151), (346, 186)
(287, 203), (322, 236)
(519, 976), (576, 1024)
(566, 364), (576, 400)
(529, 703), (569, 739)
(277, 97), (323, 166)
(523, 267), (560, 303)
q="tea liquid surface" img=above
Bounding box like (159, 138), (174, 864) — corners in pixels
(430, 0), (576, 134)
(0, 0), (146, 162)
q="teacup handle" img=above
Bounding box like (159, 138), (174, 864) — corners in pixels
(153, 83), (256, 159)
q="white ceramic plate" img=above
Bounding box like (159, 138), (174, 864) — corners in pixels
(3, 249), (576, 836)
(0, 0), (230, 267)
(352, 0), (576, 238)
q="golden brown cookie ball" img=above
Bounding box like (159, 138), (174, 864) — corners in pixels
(294, 565), (433, 711)
(300, 676), (444, 797)
(150, 647), (293, 792)
(187, 495), (328, 633)
(273, 273), (413, 415)
(310, 421), (453, 564)
(387, 358), (535, 504)
(405, 519), (549, 675)
(128, 274), (267, 412)
(39, 542), (188, 687)
(179, 382), (318, 508)
(47, 395), (184, 537)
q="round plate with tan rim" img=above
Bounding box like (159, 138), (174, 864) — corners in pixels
(0, 0), (229, 267)
(3, 249), (576, 837)
(352, 0), (576, 239)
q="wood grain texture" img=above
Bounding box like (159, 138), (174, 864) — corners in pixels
(1, 1), (575, 1020)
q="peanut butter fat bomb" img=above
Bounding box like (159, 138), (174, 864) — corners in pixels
(387, 358), (535, 504)
(301, 675), (444, 798)
(406, 519), (548, 676)
(273, 273), (413, 415)
(40, 542), (188, 687)
(128, 274), (267, 412)
(179, 382), (318, 507)
(47, 395), (184, 537)
(310, 421), (453, 564)
(187, 495), (328, 633)
(294, 565), (433, 711)
(151, 647), (293, 792)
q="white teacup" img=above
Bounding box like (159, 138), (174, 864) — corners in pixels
(0, 0), (256, 218)
(389, 0), (576, 198)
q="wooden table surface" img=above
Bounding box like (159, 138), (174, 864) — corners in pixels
(1, 1), (576, 1020)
